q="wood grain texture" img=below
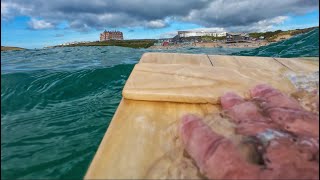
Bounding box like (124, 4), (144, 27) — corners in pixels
(209, 55), (287, 72)
(123, 63), (296, 103)
(85, 53), (319, 179)
(140, 52), (212, 66)
(85, 99), (219, 179)
(274, 57), (319, 72)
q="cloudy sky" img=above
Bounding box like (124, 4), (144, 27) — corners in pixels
(1, 0), (319, 48)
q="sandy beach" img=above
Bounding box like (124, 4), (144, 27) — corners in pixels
(148, 40), (270, 49)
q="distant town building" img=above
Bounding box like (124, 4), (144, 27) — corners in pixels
(162, 41), (169, 46)
(100, 30), (123, 41)
(178, 31), (227, 38)
(217, 32), (227, 37)
(59, 41), (91, 46)
(226, 33), (249, 42)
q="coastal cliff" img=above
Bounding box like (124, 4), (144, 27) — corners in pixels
(1, 46), (25, 51)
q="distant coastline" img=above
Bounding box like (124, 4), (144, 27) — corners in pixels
(148, 26), (318, 50)
(148, 41), (270, 49)
(1, 46), (25, 51)
(10, 26), (317, 50)
(49, 39), (156, 49)
(51, 26), (317, 50)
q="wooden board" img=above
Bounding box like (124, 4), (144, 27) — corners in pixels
(301, 57), (319, 61)
(209, 55), (287, 73)
(140, 52), (212, 66)
(85, 53), (319, 179)
(122, 63), (296, 104)
(85, 99), (219, 179)
(274, 57), (319, 72)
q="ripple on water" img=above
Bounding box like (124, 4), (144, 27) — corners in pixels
(1, 29), (319, 179)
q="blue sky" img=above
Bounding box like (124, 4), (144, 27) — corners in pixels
(1, 0), (319, 49)
(1, 19), (203, 48)
(276, 10), (319, 30)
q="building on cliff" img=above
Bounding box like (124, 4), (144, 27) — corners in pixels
(226, 33), (250, 42)
(178, 31), (227, 38)
(100, 30), (124, 41)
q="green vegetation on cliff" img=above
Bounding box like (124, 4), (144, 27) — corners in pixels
(1, 46), (25, 51)
(201, 36), (226, 41)
(58, 39), (156, 49)
(249, 26), (318, 42)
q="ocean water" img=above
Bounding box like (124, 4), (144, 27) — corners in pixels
(232, 28), (319, 57)
(1, 28), (319, 179)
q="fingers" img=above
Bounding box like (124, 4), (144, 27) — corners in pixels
(220, 91), (273, 136)
(285, 118), (319, 137)
(221, 85), (318, 138)
(180, 84), (319, 179)
(224, 101), (269, 124)
(250, 84), (302, 110)
(180, 114), (262, 179)
(249, 83), (319, 138)
(249, 84), (276, 99)
(261, 137), (319, 180)
(180, 114), (225, 170)
(220, 92), (244, 110)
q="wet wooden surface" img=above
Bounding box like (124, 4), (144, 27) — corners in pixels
(85, 53), (319, 179)
(208, 55), (286, 72)
(85, 99), (219, 179)
(139, 52), (212, 66)
(123, 63), (295, 103)
(274, 57), (319, 72)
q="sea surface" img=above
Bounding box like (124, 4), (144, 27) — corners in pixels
(1, 28), (319, 179)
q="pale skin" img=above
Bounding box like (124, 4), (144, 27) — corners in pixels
(180, 84), (319, 180)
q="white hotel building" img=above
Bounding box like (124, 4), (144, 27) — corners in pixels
(178, 31), (227, 38)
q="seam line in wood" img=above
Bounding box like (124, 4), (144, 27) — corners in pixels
(272, 57), (294, 71)
(207, 54), (214, 67)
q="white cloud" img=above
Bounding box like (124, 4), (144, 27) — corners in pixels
(226, 16), (289, 32)
(159, 16), (289, 38)
(1, 0), (318, 31)
(1, 2), (11, 17)
(146, 20), (168, 28)
(183, 27), (226, 33)
(158, 31), (177, 39)
(28, 18), (54, 30)
(1, 1), (31, 19)
(182, 0), (317, 28)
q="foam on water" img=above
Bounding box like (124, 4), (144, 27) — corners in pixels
(286, 71), (319, 94)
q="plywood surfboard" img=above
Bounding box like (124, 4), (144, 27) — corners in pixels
(85, 53), (319, 179)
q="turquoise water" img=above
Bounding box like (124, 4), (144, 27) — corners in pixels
(232, 28), (319, 57)
(1, 28), (319, 179)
